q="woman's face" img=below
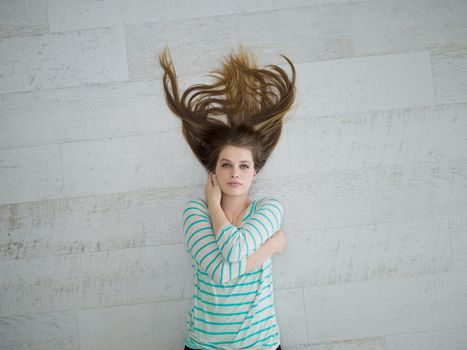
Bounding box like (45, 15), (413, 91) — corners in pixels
(214, 145), (256, 197)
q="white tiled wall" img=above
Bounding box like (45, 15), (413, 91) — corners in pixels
(1, 1), (466, 349)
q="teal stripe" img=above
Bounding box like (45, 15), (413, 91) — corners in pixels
(216, 224), (232, 242)
(194, 327), (238, 335)
(217, 199), (259, 256)
(244, 219), (261, 236)
(241, 332), (279, 348)
(265, 199), (283, 216)
(193, 316), (243, 326)
(194, 295), (253, 307)
(183, 206), (209, 221)
(244, 226), (257, 250)
(183, 212), (209, 228)
(242, 199), (256, 221)
(221, 229), (237, 255)
(186, 226), (211, 246)
(251, 314), (275, 327)
(188, 230), (207, 250)
(198, 246), (219, 266)
(250, 216), (270, 239)
(257, 210), (275, 231)
(195, 260), (270, 278)
(188, 336), (218, 349)
(261, 204), (280, 227)
(238, 240), (241, 275)
(211, 258), (222, 281)
(197, 277), (261, 288)
(197, 199), (208, 208)
(193, 292), (273, 312)
(195, 315), (275, 334)
(205, 251), (221, 273)
(190, 233), (211, 250)
(197, 268), (263, 288)
(194, 313), (273, 331)
(226, 236), (235, 261)
(255, 303), (274, 315)
(193, 305), (249, 316)
(196, 283), (258, 297)
(242, 231), (249, 256)
(211, 324), (277, 344)
(185, 199), (207, 210)
(258, 293), (272, 303)
(184, 198), (281, 350)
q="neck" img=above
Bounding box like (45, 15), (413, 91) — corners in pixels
(220, 194), (251, 225)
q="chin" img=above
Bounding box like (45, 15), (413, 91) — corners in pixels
(223, 187), (244, 194)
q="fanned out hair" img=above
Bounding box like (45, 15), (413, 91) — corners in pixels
(158, 44), (296, 173)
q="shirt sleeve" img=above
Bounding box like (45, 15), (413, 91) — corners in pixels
(183, 199), (246, 284)
(215, 197), (283, 263)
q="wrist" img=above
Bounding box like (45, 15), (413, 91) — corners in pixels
(264, 238), (277, 255)
(207, 199), (221, 211)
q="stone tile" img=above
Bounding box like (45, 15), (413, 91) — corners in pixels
(1, 244), (193, 316)
(273, 216), (451, 289)
(291, 51), (434, 119)
(125, 4), (352, 80)
(0, 26), (128, 94)
(0, 310), (79, 350)
(385, 327), (467, 350)
(0, 144), (62, 205)
(77, 299), (191, 350)
(287, 103), (467, 174)
(0, 80), (179, 149)
(0, 0), (48, 39)
(368, 160), (467, 224)
(432, 46), (467, 104)
(352, 0), (467, 56)
(0, 191), (144, 260)
(303, 271), (467, 342)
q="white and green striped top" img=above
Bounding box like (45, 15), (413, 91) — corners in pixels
(182, 197), (283, 349)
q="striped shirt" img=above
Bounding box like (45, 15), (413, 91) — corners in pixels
(182, 197), (283, 349)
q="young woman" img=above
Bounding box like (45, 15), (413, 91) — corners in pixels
(159, 45), (296, 349)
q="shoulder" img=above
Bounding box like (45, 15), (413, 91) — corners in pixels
(257, 197), (282, 205)
(183, 198), (208, 214)
(257, 197), (283, 212)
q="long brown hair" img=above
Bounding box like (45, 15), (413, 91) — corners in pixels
(158, 45), (296, 173)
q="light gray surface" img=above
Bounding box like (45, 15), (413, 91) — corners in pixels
(1, 0), (467, 349)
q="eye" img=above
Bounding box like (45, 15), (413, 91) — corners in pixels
(221, 163), (249, 169)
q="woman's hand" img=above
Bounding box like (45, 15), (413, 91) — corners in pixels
(205, 171), (222, 208)
(267, 230), (287, 254)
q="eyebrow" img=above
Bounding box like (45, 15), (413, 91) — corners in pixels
(219, 158), (252, 165)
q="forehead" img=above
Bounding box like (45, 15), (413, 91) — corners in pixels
(218, 145), (253, 162)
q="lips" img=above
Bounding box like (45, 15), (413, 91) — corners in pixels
(227, 182), (242, 185)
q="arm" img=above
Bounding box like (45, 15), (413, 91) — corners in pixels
(213, 198), (283, 262)
(183, 199), (246, 284)
(245, 238), (276, 273)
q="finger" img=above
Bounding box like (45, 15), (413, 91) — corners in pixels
(207, 172), (213, 185)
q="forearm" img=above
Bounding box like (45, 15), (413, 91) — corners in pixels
(208, 201), (230, 235)
(210, 198), (283, 262)
(245, 239), (275, 273)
